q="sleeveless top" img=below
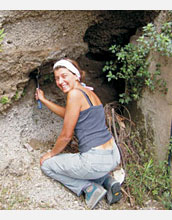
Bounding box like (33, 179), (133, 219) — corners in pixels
(74, 89), (112, 153)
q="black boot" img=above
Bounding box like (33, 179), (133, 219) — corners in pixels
(103, 175), (122, 205)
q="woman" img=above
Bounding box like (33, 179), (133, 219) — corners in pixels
(35, 58), (121, 209)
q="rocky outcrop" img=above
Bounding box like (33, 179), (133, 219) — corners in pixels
(0, 10), (100, 112)
(130, 56), (172, 161)
(128, 11), (172, 161)
(0, 10), (160, 113)
(84, 10), (160, 60)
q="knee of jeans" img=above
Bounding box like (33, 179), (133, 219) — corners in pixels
(41, 159), (51, 175)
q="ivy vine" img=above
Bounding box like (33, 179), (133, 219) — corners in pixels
(103, 21), (172, 104)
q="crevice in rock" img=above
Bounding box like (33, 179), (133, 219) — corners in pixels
(83, 10), (161, 104)
(28, 61), (55, 88)
(83, 10), (160, 61)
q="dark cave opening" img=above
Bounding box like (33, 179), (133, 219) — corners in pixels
(83, 10), (160, 103)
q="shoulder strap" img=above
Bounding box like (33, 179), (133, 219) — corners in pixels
(77, 89), (93, 106)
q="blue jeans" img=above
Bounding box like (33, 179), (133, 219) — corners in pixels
(41, 141), (120, 196)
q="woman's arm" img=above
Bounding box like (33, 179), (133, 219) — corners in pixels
(40, 89), (82, 165)
(36, 88), (65, 118)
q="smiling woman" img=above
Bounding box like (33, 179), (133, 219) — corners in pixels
(35, 58), (122, 209)
(54, 68), (79, 93)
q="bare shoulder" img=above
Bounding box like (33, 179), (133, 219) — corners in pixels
(67, 89), (82, 102)
(68, 89), (82, 97)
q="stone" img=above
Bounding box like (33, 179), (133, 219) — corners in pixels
(0, 10), (100, 112)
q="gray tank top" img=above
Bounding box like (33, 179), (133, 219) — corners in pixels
(74, 89), (112, 153)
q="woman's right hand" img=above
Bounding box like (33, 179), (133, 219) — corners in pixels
(35, 88), (45, 102)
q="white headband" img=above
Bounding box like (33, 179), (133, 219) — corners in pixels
(53, 59), (94, 90)
(53, 60), (81, 81)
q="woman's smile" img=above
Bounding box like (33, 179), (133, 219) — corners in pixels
(60, 83), (70, 92)
(54, 67), (79, 93)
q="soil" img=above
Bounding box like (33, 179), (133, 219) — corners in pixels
(0, 79), (165, 210)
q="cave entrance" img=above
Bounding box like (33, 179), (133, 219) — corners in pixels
(83, 10), (160, 103)
(28, 61), (55, 88)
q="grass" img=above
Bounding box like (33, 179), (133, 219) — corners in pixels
(123, 133), (172, 209)
(0, 186), (30, 210)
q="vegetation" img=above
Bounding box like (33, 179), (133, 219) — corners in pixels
(0, 96), (9, 104)
(0, 29), (8, 106)
(103, 18), (172, 207)
(103, 18), (172, 208)
(42, 72), (54, 84)
(103, 21), (172, 104)
(104, 102), (172, 209)
(125, 132), (172, 209)
(0, 28), (5, 51)
(12, 88), (27, 101)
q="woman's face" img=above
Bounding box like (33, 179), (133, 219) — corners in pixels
(54, 68), (79, 93)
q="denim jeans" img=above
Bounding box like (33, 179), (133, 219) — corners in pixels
(41, 140), (120, 196)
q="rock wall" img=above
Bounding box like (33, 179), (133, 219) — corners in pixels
(0, 10), (100, 112)
(84, 10), (159, 60)
(0, 10), (159, 113)
(129, 11), (172, 161)
(0, 10), (120, 209)
(139, 57), (172, 161)
(0, 10), (168, 160)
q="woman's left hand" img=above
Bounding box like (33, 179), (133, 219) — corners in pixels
(40, 152), (52, 166)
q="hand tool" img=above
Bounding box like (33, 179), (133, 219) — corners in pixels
(36, 70), (42, 109)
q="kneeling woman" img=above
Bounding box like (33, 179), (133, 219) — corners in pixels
(35, 58), (121, 209)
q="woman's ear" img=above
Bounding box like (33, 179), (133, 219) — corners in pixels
(75, 75), (80, 82)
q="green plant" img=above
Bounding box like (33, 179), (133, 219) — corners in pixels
(103, 22), (172, 104)
(13, 91), (20, 101)
(21, 88), (27, 97)
(0, 186), (30, 209)
(121, 129), (172, 209)
(0, 29), (7, 106)
(43, 72), (54, 84)
(12, 88), (26, 101)
(0, 28), (5, 51)
(0, 96), (9, 104)
(126, 158), (172, 209)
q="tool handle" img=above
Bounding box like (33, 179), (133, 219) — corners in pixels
(37, 99), (42, 109)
